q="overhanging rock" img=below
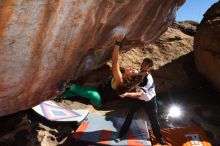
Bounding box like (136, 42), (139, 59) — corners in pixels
(0, 0), (184, 116)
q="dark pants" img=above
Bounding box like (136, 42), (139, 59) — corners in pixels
(118, 97), (163, 141)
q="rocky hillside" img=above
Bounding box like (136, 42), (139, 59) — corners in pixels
(120, 21), (196, 92)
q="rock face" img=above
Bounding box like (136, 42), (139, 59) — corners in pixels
(0, 0), (184, 116)
(194, 1), (220, 91)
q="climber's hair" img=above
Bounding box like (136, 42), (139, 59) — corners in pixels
(116, 68), (144, 94)
(112, 26), (128, 38)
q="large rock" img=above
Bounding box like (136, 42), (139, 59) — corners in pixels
(0, 0), (184, 116)
(194, 1), (220, 91)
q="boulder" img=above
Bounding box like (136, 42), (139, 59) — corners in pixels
(0, 0), (184, 116)
(171, 21), (198, 36)
(194, 1), (220, 91)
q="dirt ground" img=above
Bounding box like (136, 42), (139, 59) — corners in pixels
(0, 82), (219, 146)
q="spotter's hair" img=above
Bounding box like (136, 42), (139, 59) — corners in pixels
(143, 58), (153, 68)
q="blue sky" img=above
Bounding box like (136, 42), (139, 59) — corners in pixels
(176, 0), (218, 22)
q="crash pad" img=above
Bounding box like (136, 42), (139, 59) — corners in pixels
(73, 114), (152, 146)
(32, 100), (89, 123)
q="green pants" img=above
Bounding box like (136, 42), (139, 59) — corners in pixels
(61, 84), (102, 109)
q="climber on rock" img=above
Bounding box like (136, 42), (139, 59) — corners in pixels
(57, 26), (144, 109)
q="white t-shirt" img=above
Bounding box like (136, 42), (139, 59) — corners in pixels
(136, 74), (156, 102)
